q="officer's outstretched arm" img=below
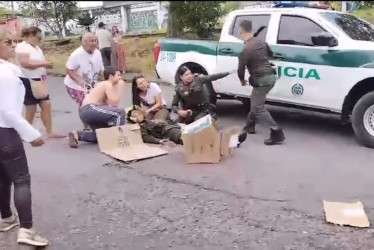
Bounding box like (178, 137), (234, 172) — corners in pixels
(199, 72), (230, 82)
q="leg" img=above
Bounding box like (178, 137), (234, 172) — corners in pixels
(0, 129), (32, 230)
(39, 100), (64, 138)
(24, 105), (37, 125)
(165, 127), (183, 145)
(0, 163), (12, 220)
(65, 87), (88, 129)
(69, 105), (126, 148)
(105, 47), (112, 66)
(153, 108), (170, 121)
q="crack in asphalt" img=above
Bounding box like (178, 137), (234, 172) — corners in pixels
(103, 161), (291, 203)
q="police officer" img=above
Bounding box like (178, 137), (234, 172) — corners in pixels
(171, 66), (232, 124)
(237, 20), (285, 145)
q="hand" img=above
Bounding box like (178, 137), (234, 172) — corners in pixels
(160, 139), (176, 147)
(178, 110), (189, 117)
(44, 61), (53, 69)
(30, 137), (44, 147)
(241, 79), (248, 86)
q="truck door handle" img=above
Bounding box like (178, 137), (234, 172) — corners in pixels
(272, 53), (286, 60)
(219, 48), (234, 55)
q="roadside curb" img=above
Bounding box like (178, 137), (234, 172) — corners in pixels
(47, 72), (173, 86)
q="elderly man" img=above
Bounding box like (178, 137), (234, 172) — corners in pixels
(64, 32), (104, 108)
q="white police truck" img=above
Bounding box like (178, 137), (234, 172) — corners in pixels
(154, 6), (374, 148)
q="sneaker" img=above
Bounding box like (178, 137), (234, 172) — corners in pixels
(0, 214), (19, 232)
(17, 228), (49, 247)
(237, 132), (248, 147)
(68, 132), (79, 148)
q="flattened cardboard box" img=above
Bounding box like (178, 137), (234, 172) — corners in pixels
(323, 201), (370, 228)
(96, 124), (168, 163)
(181, 115), (241, 164)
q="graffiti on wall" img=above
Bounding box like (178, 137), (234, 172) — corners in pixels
(92, 7), (122, 31)
(128, 10), (158, 32)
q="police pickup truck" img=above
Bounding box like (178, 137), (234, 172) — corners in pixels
(154, 6), (374, 148)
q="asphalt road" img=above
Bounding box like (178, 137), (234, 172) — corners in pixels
(1, 77), (374, 250)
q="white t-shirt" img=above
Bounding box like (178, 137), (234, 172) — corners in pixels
(140, 82), (166, 107)
(0, 60), (41, 142)
(15, 41), (47, 79)
(64, 46), (104, 91)
(96, 28), (112, 49)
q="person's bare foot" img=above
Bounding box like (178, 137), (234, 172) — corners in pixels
(47, 132), (66, 138)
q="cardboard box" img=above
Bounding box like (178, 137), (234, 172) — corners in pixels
(323, 201), (370, 228)
(181, 115), (241, 164)
(96, 124), (168, 163)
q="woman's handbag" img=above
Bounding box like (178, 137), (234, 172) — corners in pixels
(30, 75), (48, 99)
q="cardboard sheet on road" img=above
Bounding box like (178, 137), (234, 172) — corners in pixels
(323, 201), (370, 228)
(96, 124), (168, 163)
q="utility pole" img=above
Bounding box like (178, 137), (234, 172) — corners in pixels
(341, 1), (347, 12)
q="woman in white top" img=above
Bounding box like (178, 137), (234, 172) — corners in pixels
(15, 26), (63, 138)
(0, 26), (49, 247)
(132, 75), (169, 120)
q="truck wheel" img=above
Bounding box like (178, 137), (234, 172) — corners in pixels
(351, 91), (374, 148)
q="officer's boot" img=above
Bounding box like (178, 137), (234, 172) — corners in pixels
(264, 128), (285, 146)
(244, 113), (256, 134)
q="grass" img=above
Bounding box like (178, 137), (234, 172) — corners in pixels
(352, 8), (374, 24)
(44, 34), (163, 77)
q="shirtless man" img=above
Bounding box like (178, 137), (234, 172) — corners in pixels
(68, 66), (126, 148)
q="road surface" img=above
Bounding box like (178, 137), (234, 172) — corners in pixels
(1, 77), (374, 249)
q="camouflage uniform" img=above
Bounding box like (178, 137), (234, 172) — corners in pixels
(171, 72), (230, 124)
(139, 120), (182, 145)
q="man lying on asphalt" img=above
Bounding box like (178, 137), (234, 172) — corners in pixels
(127, 107), (248, 148)
(68, 66), (126, 148)
(127, 107), (183, 147)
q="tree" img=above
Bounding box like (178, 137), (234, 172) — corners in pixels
(77, 12), (97, 32)
(18, 1), (78, 39)
(222, 1), (243, 15)
(168, 1), (225, 38)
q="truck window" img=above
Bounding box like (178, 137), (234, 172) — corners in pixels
(320, 12), (374, 41)
(277, 15), (326, 46)
(231, 15), (271, 42)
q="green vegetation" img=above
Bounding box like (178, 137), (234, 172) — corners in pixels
(352, 8), (374, 24)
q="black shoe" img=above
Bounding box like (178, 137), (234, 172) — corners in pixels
(264, 129), (285, 146)
(244, 122), (256, 134)
(237, 132), (247, 147)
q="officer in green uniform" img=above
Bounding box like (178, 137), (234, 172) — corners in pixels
(127, 108), (183, 146)
(171, 66), (233, 124)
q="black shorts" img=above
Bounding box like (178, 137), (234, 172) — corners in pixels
(20, 77), (50, 106)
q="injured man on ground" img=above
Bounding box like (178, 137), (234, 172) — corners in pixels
(127, 106), (248, 147)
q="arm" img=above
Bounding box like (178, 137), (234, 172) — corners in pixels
(237, 48), (250, 82)
(148, 93), (163, 113)
(171, 90), (181, 113)
(147, 83), (164, 112)
(0, 77), (41, 142)
(105, 82), (124, 107)
(66, 54), (87, 86)
(16, 53), (49, 70)
(140, 125), (163, 144)
(203, 72), (231, 82)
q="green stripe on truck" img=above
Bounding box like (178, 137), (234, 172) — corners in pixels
(160, 40), (374, 68)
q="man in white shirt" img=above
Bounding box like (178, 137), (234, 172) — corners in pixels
(96, 22), (112, 67)
(65, 32), (104, 109)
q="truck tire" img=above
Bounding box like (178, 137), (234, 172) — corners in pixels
(351, 91), (374, 148)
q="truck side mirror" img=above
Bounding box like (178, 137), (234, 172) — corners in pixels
(311, 32), (338, 47)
